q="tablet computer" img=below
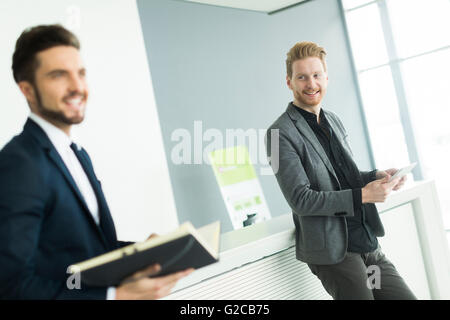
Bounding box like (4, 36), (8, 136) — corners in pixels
(389, 162), (417, 182)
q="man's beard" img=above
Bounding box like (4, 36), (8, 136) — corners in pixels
(33, 84), (85, 126)
(294, 89), (322, 108)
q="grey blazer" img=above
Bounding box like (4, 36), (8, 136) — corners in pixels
(266, 103), (384, 265)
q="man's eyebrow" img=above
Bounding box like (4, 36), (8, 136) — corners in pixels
(45, 69), (68, 76)
(45, 68), (86, 76)
(295, 71), (323, 76)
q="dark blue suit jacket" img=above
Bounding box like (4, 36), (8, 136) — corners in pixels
(0, 119), (130, 299)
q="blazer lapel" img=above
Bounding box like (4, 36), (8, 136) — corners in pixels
(324, 111), (353, 157)
(323, 112), (364, 188)
(71, 146), (118, 250)
(286, 103), (339, 184)
(46, 149), (91, 214)
(24, 119), (111, 250)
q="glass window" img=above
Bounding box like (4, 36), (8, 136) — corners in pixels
(342, 0), (375, 10)
(387, 0), (450, 58)
(357, 66), (410, 170)
(345, 3), (389, 70)
(401, 48), (450, 227)
(343, 0), (450, 234)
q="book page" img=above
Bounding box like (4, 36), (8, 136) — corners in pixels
(196, 221), (221, 256)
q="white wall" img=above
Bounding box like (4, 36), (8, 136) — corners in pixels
(0, 0), (179, 240)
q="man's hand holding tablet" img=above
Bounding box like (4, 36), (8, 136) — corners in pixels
(376, 163), (416, 190)
(362, 164), (416, 203)
(388, 163), (417, 182)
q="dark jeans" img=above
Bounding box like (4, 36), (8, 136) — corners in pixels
(307, 245), (417, 300)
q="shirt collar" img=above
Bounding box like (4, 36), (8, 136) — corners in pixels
(28, 112), (74, 151)
(292, 103), (324, 123)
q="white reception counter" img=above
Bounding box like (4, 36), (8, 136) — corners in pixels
(165, 180), (450, 300)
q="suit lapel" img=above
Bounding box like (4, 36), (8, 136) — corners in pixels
(286, 104), (339, 183)
(46, 149), (91, 214)
(323, 113), (364, 188)
(24, 120), (112, 250)
(71, 147), (118, 249)
(324, 111), (354, 157)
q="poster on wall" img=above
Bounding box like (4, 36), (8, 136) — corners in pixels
(209, 146), (271, 230)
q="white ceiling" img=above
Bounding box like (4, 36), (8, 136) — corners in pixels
(184, 0), (308, 13)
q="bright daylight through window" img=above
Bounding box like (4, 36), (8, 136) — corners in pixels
(341, 0), (450, 230)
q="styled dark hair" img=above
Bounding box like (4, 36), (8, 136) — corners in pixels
(12, 24), (80, 84)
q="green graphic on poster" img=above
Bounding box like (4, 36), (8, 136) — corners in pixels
(209, 146), (271, 229)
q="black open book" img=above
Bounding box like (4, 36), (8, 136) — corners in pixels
(68, 221), (221, 287)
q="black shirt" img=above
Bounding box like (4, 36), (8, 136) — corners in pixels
(295, 105), (378, 253)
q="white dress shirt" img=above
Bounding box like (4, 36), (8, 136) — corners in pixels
(29, 112), (116, 300)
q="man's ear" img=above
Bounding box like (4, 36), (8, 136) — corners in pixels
(18, 81), (36, 105)
(286, 75), (292, 90)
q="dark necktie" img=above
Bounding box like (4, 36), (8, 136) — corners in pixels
(70, 143), (118, 250)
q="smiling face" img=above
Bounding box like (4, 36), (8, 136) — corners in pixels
(19, 45), (88, 135)
(287, 56), (328, 112)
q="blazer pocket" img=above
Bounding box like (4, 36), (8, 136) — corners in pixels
(298, 216), (326, 252)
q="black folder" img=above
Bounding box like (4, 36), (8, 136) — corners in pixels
(68, 221), (221, 287)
